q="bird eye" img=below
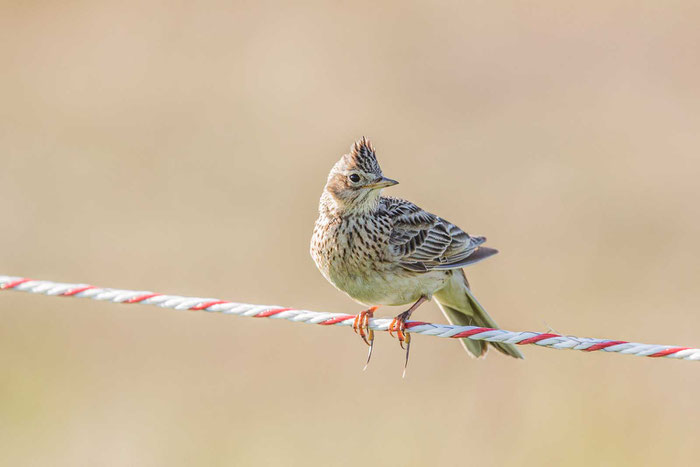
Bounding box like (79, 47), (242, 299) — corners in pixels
(349, 174), (361, 183)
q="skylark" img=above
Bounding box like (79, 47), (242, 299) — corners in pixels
(311, 137), (524, 369)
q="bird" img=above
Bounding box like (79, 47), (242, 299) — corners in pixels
(310, 137), (524, 371)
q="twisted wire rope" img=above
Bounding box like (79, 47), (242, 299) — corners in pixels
(1, 275), (698, 361)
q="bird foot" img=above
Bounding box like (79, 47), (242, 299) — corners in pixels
(388, 310), (412, 348)
(353, 306), (377, 346)
(353, 306), (378, 369)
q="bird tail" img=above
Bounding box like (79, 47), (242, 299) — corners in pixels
(433, 270), (524, 359)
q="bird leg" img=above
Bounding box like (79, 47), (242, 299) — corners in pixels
(353, 306), (378, 369)
(388, 296), (429, 375)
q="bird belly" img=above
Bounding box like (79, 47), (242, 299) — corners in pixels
(330, 267), (449, 307)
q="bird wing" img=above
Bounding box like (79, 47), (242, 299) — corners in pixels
(381, 197), (496, 273)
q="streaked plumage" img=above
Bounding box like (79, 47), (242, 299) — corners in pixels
(311, 137), (523, 361)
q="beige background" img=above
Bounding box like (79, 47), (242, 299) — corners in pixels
(2, 1), (700, 466)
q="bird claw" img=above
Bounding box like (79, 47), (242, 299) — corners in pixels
(389, 310), (413, 376)
(353, 307), (377, 345)
(353, 307), (378, 369)
(388, 310), (411, 345)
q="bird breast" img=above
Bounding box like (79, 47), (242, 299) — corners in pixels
(311, 213), (449, 306)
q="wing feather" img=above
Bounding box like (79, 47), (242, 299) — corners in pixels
(380, 197), (495, 272)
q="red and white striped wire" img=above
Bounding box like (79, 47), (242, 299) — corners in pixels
(2, 275), (699, 362)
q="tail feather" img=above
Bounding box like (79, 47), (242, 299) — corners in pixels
(438, 303), (489, 358)
(434, 271), (524, 360)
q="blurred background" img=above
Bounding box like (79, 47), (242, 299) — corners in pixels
(2, 1), (699, 465)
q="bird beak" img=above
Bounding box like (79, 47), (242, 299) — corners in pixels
(366, 177), (399, 189)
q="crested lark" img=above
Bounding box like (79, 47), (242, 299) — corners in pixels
(311, 137), (524, 369)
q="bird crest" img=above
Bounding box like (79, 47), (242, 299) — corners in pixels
(346, 137), (381, 174)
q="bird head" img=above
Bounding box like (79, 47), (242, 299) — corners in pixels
(323, 137), (399, 213)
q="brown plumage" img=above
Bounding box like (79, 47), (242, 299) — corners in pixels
(310, 137), (523, 368)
